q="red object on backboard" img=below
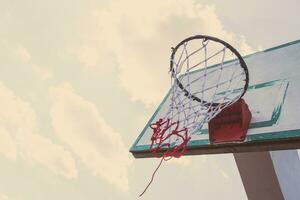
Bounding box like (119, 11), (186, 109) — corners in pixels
(208, 99), (252, 144)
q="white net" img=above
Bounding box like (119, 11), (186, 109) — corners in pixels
(152, 37), (247, 152)
(141, 36), (248, 197)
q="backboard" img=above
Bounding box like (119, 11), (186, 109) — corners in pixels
(130, 39), (300, 158)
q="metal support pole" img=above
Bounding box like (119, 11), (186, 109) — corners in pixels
(234, 151), (284, 200)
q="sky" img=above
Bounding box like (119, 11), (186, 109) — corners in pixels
(0, 0), (300, 199)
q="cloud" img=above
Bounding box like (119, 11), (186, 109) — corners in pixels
(74, 0), (254, 106)
(0, 193), (10, 200)
(13, 45), (53, 80)
(74, 46), (117, 73)
(77, 46), (100, 70)
(49, 83), (132, 191)
(31, 65), (53, 80)
(0, 126), (17, 161)
(15, 45), (31, 62)
(0, 82), (77, 179)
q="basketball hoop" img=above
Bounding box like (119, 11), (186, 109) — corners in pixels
(140, 35), (252, 197)
(150, 35), (251, 159)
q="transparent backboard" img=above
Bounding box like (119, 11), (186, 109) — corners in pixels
(130, 39), (300, 158)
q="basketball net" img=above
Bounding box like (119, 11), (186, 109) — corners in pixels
(140, 36), (248, 196)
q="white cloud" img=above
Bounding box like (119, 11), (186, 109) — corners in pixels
(14, 45), (53, 80)
(15, 45), (31, 62)
(68, 44), (117, 73)
(75, 0), (254, 106)
(18, 133), (77, 179)
(49, 83), (132, 191)
(0, 127), (17, 161)
(31, 65), (53, 80)
(0, 193), (10, 200)
(0, 82), (77, 179)
(77, 46), (100, 70)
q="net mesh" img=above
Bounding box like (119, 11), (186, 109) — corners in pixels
(149, 38), (247, 159)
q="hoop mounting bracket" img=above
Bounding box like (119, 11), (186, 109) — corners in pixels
(208, 99), (252, 144)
